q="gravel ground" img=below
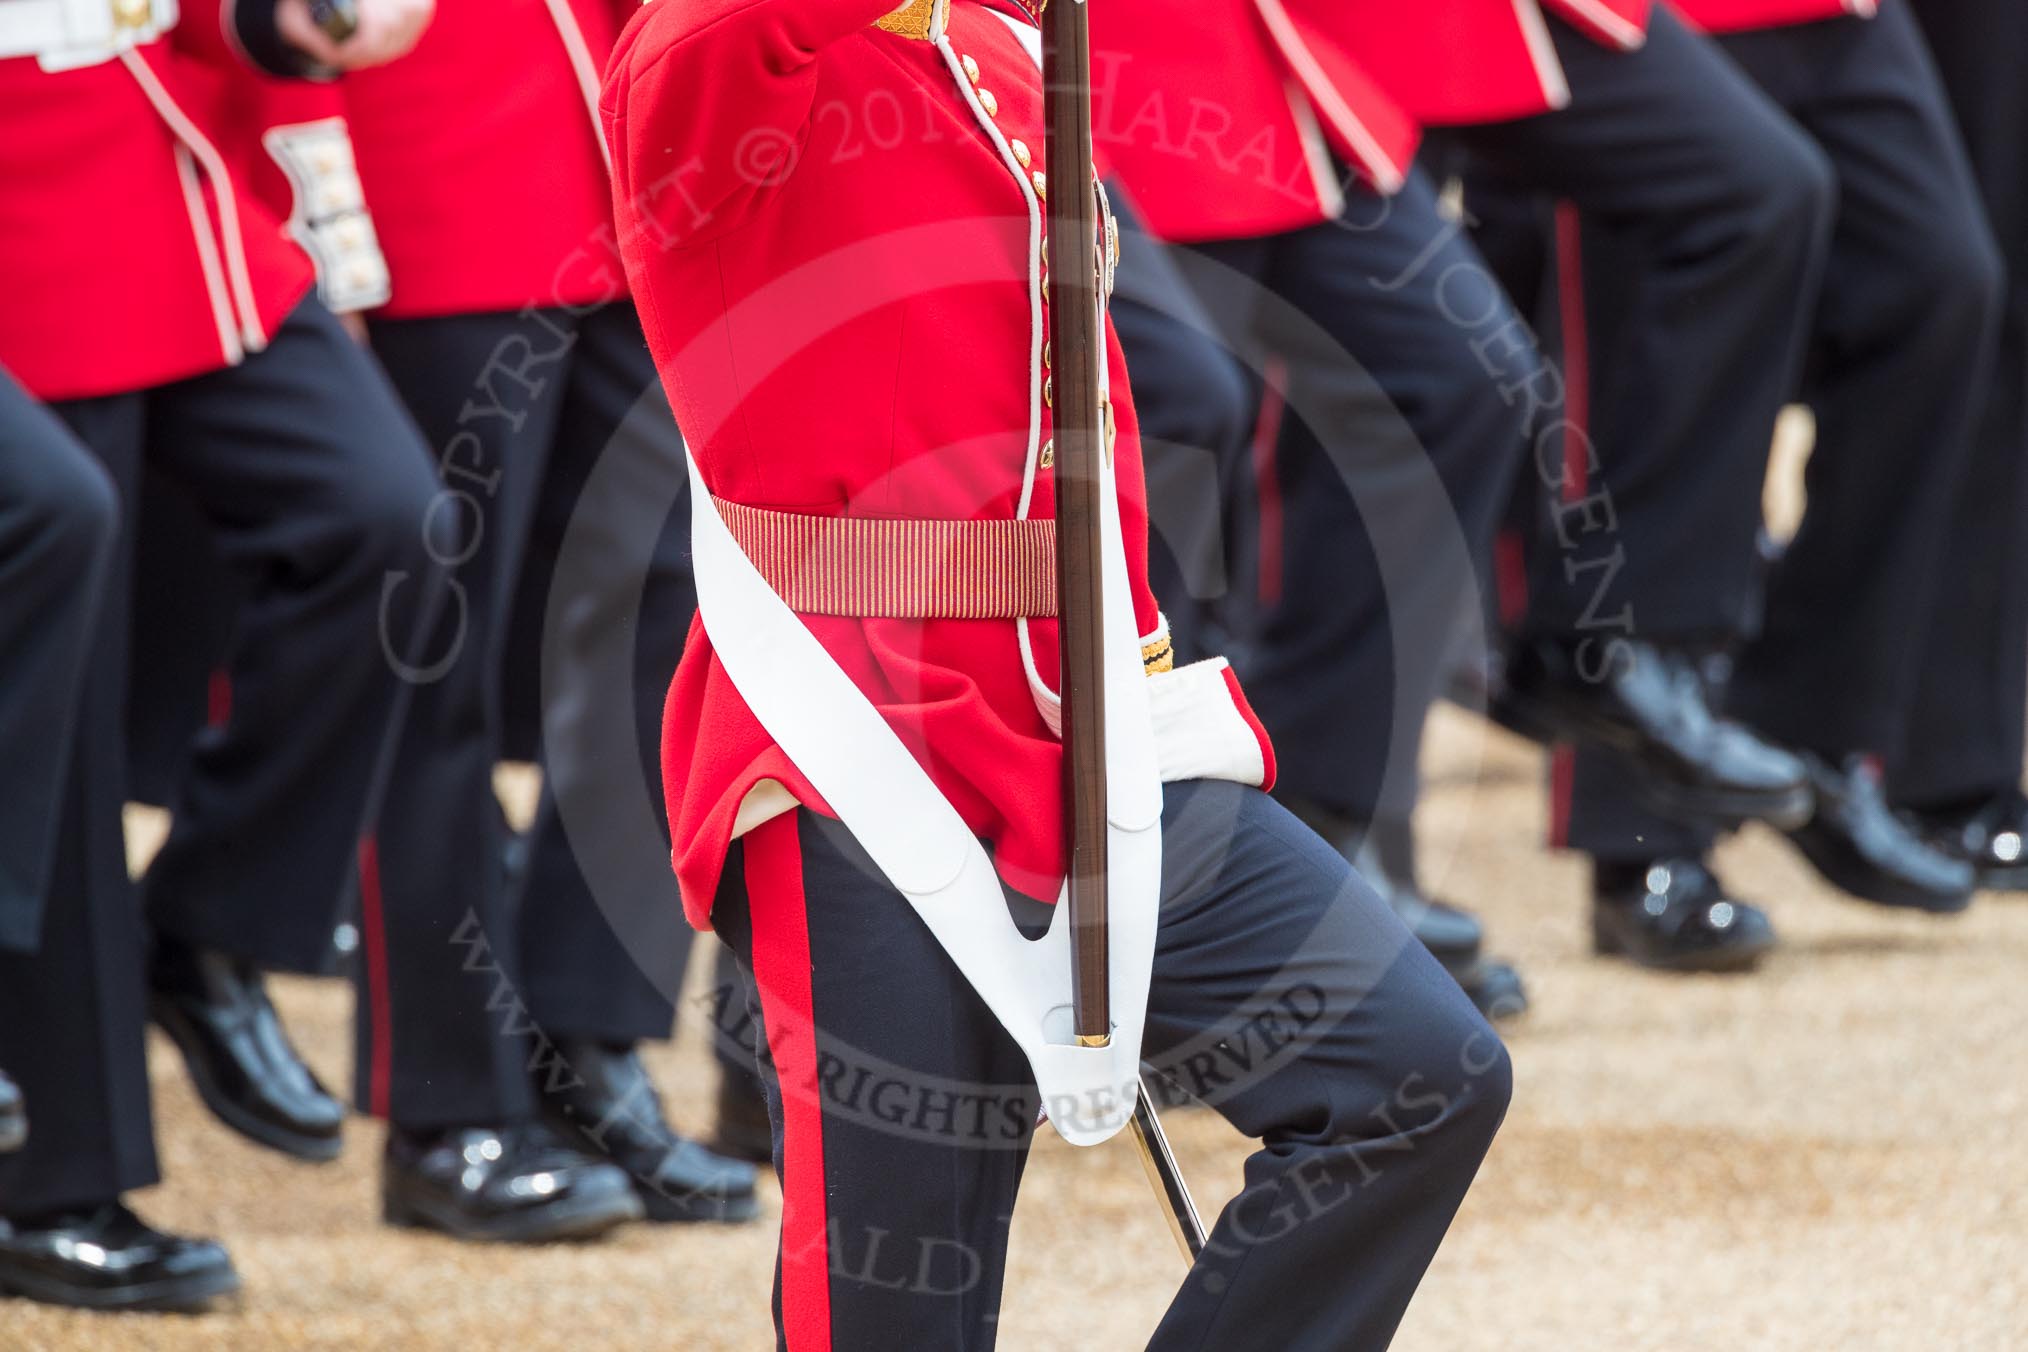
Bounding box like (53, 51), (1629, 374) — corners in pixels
(8, 706), (2026, 1351)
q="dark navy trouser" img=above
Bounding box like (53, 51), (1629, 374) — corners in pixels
(1559, 4), (2003, 859)
(0, 299), (438, 1215)
(713, 780), (1511, 1351)
(0, 370), (115, 956)
(354, 301), (697, 1129)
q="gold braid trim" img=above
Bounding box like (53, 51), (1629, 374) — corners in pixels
(875, 0), (946, 39)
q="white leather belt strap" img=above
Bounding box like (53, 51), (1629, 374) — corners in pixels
(688, 437), (1163, 1148)
(1, 0), (178, 71)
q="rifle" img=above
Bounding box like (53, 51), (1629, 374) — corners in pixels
(1041, 0), (1207, 1263)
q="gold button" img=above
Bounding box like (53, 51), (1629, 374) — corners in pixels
(1031, 170), (1047, 199)
(1010, 139), (1032, 169)
(1044, 375), (1053, 407)
(978, 89), (998, 118)
(1043, 342), (1052, 369)
(1039, 439), (1055, 469)
(962, 54), (980, 84)
(112, 0), (150, 29)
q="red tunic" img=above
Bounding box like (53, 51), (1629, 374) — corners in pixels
(1672, 0), (1877, 34)
(1318, 0), (1651, 130)
(341, 0), (638, 316)
(1090, 0), (1420, 242)
(1092, 0), (1655, 244)
(171, 17), (390, 313)
(607, 0), (1265, 925)
(0, 37), (311, 402)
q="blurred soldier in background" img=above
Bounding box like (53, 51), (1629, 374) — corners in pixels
(0, 371), (120, 1160)
(1532, 0), (2002, 965)
(109, 1), (406, 1169)
(1897, 0), (2028, 887)
(326, 0), (755, 1240)
(1095, 0), (1834, 1013)
(0, 0), (436, 1311)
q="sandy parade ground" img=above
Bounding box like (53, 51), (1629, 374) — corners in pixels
(7, 687), (2025, 1351)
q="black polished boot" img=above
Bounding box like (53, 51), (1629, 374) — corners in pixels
(1503, 637), (1812, 827)
(1283, 798), (1529, 1020)
(539, 1040), (759, 1223)
(1786, 754), (1976, 914)
(0, 1201), (239, 1312)
(1906, 787), (2028, 893)
(0, 1067), (23, 1153)
(382, 1122), (645, 1242)
(147, 933), (345, 1162)
(1592, 857), (1776, 972)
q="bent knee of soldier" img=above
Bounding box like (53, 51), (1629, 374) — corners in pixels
(1740, 127), (1837, 250)
(29, 447), (121, 575)
(1905, 206), (2006, 343)
(1318, 951), (1513, 1157)
(333, 421), (441, 578)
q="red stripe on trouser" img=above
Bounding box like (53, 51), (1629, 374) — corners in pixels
(1493, 528), (1529, 631)
(1548, 201), (1589, 851)
(206, 666), (232, 729)
(1553, 201), (1591, 505)
(745, 814), (833, 1351)
(355, 835), (393, 1119)
(1251, 353), (1289, 607)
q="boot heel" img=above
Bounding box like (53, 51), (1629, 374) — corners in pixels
(381, 1190), (422, 1228)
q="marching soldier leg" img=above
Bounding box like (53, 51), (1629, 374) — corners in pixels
(1185, 172), (1539, 1018)
(0, 406), (240, 1313)
(124, 471), (242, 812)
(511, 303), (756, 1221)
(0, 375), (119, 1164)
(1459, 6), (1832, 829)
(1459, 4), (1833, 649)
(360, 306), (643, 1242)
(1189, 174), (1536, 837)
(1558, 746), (1773, 973)
(711, 812), (1038, 1352)
(1718, 5), (2002, 913)
(1894, 0), (2028, 887)
(135, 298), (440, 1164)
(709, 939), (776, 1164)
(518, 303), (693, 1049)
(713, 786), (1509, 1352)
(1141, 781), (1510, 1352)
(0, 372), (117, 958)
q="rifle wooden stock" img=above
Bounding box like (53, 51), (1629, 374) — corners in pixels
(1041, 0), (1206, 1267)
(1042, 0), (1110, 1049)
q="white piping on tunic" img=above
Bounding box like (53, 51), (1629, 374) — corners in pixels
(123, 47), (269, 355)
(1551, 0), (1648, 50)
(173, 144), (246, 366)
(1511, 0), (1573, 111)
(1252, 0), (1406, 195)
(541, 0), (612, 169)
(939, 7), (1068, 723)
(1286, 80), (1347, 221)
